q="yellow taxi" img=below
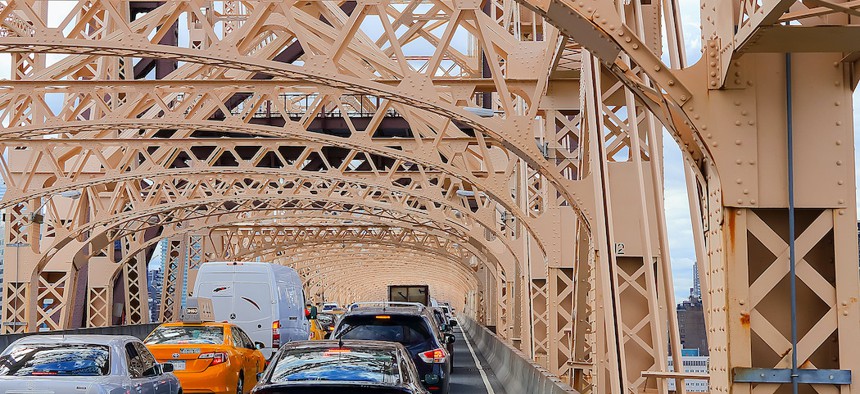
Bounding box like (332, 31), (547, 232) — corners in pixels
(144, 298), (266, 394)
(309, 318), (326, 340)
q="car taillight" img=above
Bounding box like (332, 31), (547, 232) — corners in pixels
(199, 352), (228, 366)
(418, 348), (447, 364)
(272, 321), (281, 347)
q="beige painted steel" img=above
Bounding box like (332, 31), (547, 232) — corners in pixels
(0, 1), (857, 394)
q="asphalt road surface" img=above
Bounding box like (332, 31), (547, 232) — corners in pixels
(449, 326), (506, 394)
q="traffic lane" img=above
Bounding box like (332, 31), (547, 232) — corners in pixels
(449, 327), (506, 394)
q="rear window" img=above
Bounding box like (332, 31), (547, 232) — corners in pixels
(145, 326), (224, 345)
(269, 347), (400, 384)
(336, 315), (432, 346)
(0, 344), (110, 376)
(318, 313), (337, 326)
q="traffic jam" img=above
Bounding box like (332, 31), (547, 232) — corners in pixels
(0, 262), (460, 394)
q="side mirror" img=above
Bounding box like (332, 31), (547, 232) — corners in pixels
(255, 341), (266, 350)
(449, 320), (458, 327)
(257, 372), (264, 382)
(161, 363), (174, 373)
(445, 334), (456, 344)
(423, 373), (441, 385)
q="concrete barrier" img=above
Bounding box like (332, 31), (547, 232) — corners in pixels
(461, 317), (578, 394)
(0, 323), (160, 353)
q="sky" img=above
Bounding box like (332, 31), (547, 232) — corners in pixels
(2, 1), (859, 302)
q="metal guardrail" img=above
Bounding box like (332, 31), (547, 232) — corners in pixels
(0, 323), (161, 353)
(460, 316), (578, 394)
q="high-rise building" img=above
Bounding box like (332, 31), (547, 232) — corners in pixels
(692, 261), (701, 300)
(677, 262), (708, 356)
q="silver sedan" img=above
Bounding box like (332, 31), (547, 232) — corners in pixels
(0, 334), (180, 394)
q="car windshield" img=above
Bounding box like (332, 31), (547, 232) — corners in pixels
(145, 326), (224, 345)
(336, 315), (432, 347)
(269, 347), (400, 384)
(0, 344), (110, 376)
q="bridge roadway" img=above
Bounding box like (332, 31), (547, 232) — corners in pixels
(450, 326), (507, 394)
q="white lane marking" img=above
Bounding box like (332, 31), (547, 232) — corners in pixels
(458, 323), (495, 394)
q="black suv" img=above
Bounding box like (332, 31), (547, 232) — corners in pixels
(332, 303), (454, 394)
(252, 340), (430, 394)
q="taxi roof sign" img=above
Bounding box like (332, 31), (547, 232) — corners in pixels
(180, 297), (215, 323)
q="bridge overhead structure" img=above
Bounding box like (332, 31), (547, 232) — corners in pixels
(0, 1), (857, 394)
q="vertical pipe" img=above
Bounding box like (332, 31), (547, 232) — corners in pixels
(784, 52), (799, 394)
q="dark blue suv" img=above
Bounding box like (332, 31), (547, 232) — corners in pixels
(332, 303), (453, 394)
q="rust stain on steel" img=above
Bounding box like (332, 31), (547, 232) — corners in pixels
(740, 311), (750, 328)
(727, 209), (737, 252)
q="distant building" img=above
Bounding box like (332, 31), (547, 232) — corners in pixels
(147, 239), (169, 322)
(668, 356), (709, 392)
(677, 262), (707, 356)
(147, 268), (163, 322)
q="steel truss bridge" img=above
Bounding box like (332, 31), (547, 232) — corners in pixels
(0, 0), (857, 393)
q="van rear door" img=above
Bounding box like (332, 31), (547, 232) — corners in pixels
(195, 271), (236, 323)
(231, 272), (274, 348)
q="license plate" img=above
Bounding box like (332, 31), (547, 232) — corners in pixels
(168, 360), (186, 371)
(180, 348), (200, 354)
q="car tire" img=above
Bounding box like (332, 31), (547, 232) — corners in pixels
(237, 373), (244, 394)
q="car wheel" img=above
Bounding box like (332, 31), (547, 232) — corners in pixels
(236, 373), (244, 394)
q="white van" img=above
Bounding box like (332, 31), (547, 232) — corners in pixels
(192, 262), (310, 358)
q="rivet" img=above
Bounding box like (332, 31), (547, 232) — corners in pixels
(836, 121), (842, 126)
(737, 199), (743, 204)
(842, 301), (849, 306)
(735, 140), (742, 145)
(743, 189), (749, 194)
(837, 140), (842, 145)
(654, 65), (661, 71)
(736, 159), (742, 165)
(734, 79), (741, 84)
(748, 121), (755, 125)
(835, 101), (841, 106)
(712, 142), (719, 147)
(750, 199), (756, 205)
(710, 71), (717, 77)
(632, 44), (639, 49)
(710, 81), (717, 87)
(838, 180), (844, 185)
(839, 199), (845, 204)
(707, 133), (713, 139)
(736, 178), (742, 184)
(668, 80), (675, 86)
(735, 120), (742, 126)
(625, 37), (632, 43)
(741, 110), (748, 116)
(837, 160), (843, 166)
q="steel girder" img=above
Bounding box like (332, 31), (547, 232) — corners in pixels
(0, 1), (857, 394)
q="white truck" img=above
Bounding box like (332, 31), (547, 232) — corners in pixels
(193, 262), (310, 358)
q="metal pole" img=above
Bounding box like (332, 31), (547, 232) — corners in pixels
(784, 51), (799, 394)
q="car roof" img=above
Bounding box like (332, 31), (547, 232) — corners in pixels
(280, 340), (406, 352)
(344, 306), (428, 316)
(11, 334), (138, 346)
(159, 321), (231, 327)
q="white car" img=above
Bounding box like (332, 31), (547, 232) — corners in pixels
(0, 334), (180, 394)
